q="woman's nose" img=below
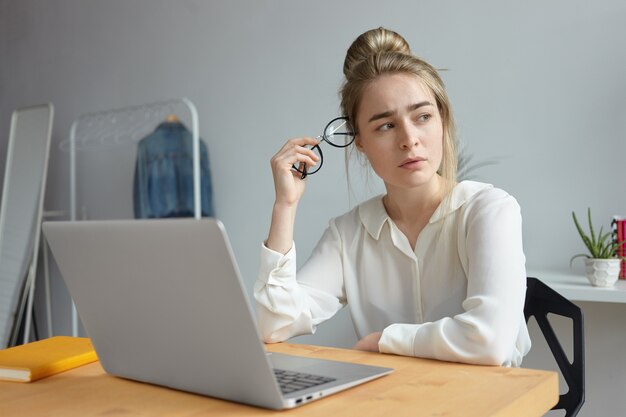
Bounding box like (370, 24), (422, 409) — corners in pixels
(397, 122), (420, 149)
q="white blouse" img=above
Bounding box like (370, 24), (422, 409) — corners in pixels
(254, 181), (531, 366)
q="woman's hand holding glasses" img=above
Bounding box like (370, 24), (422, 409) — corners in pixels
(270, 117), (355, 207)
(270, 136), (320, 207)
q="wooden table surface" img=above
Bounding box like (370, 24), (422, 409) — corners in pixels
(0, 343), (558, 417)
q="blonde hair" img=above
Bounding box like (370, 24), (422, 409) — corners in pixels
(340, 27), (457, 196)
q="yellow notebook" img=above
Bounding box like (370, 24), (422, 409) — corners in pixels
(0, 336), (98, 382)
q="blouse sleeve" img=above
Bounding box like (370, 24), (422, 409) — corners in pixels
(378, 191), (528, 366)
(253, 219), (346, 343)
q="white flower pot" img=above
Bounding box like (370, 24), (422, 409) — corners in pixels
(584, 258), (621, 287)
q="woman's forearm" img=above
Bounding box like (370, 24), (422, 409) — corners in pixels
(265, 202), (298, 254)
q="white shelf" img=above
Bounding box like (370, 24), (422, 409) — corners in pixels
(528, 268), (626, 304)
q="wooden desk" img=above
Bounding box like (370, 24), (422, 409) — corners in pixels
(0, 343), (557, 417)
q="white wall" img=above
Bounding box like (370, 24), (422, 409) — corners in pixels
(1, 1), (625, 415)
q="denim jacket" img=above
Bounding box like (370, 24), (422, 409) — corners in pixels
(133, 121), (215, 218)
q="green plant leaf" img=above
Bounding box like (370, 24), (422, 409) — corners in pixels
(572, 211), (592, 252)
(572, 208), (618, 259)
(569, 253), (590, 268)
(588, 207), (596, 249)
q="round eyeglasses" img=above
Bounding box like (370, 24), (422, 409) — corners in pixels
(292, 116), (355, 179)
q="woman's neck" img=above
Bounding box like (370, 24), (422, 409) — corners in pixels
(382, 176), (444, 225)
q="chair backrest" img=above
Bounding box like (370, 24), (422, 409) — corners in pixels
(524, 277), (585, 417)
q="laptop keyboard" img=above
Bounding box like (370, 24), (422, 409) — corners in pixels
(273, 368), (337, 394)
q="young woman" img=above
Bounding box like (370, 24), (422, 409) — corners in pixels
(254, 27), (530, 366)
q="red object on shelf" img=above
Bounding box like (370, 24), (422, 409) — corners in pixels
(622, 220), (626, 279)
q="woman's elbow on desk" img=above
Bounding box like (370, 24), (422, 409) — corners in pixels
(454, 326), (517, 366)
(406, 319), (518, 366)
(457, 330), (522, 366)
(464, 346), (511, 366)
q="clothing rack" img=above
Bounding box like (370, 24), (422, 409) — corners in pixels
(59, 98), (201, 337)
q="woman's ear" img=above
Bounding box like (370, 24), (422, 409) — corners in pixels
(354, 134), (364, 151)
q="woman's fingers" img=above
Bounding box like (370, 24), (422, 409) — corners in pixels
(272, 152), (318, 174)
(288, 136), (319, 147)
(295, 145), (320, 162)
(271, 137), (320, 172)
(291, 152), (319, 169)
(270, 137), (320, 206)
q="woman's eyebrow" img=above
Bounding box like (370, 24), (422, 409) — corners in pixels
(368, 110), (394, 123)
(367, 101), (434, 123)
(408, 101), (433, 111)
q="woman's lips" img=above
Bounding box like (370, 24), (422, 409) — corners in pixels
(399, 157), (428, 169)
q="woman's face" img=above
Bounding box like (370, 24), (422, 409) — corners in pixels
(355, 73), (444, 192)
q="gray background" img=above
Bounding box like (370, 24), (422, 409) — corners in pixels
(1, 1), (625, 416)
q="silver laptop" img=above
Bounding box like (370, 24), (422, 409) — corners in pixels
(42, 218), (392, 409)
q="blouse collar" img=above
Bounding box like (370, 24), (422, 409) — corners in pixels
(358, 180), (493, 240)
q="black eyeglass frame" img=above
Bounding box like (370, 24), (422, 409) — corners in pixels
(292, 116), (355, 179)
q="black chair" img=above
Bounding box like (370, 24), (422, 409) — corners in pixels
(524, 277), (585, 417)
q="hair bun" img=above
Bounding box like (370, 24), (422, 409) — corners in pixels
(343, 27), (411, 77)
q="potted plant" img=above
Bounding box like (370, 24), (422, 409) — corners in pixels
(571, 208), (623, 287)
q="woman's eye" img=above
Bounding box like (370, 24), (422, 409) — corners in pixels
(418, 113), (432, 123)
(377, 122), (394, 132)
